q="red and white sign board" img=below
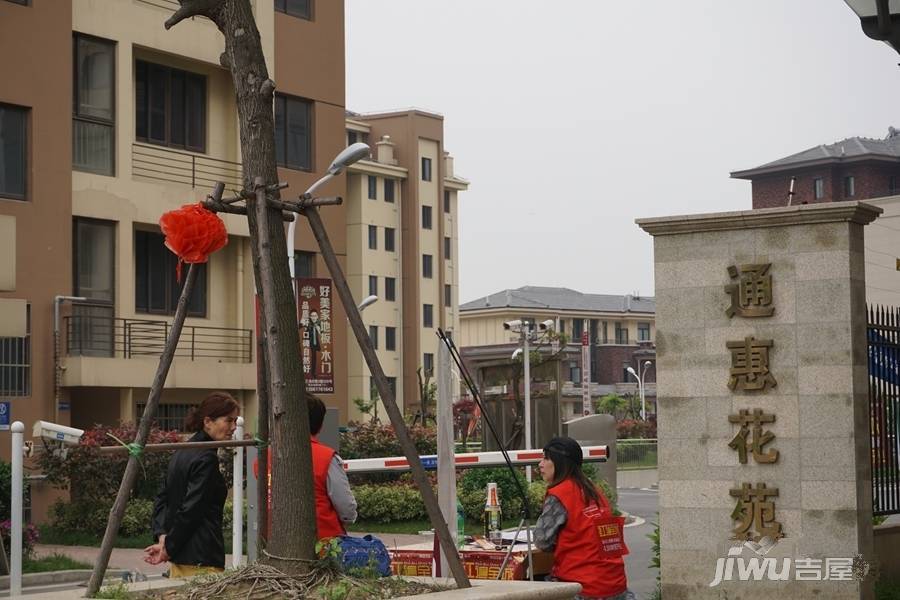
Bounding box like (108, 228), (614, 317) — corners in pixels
(581, 331), (592, 415)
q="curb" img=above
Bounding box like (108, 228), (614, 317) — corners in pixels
(0, 569), (128, 590)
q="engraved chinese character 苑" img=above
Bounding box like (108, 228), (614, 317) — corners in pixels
(729, 482), (783, 541)
(725, 263), (774, 318)
(728, 408), (779, 464)
(727, 336), (777, 392)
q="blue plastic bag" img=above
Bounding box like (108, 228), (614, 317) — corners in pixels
(337, 534), (392, 577)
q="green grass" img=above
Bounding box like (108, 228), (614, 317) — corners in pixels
(618, 448), (658, 471)
(23, 553), (93, 573)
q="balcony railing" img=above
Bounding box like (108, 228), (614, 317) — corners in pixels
(65, 315), (252, 363)
(132, 143), (244, 189)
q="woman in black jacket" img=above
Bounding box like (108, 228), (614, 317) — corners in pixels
(144, 391), (239, 577)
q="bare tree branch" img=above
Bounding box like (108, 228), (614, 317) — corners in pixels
(164, 0), (222, 30)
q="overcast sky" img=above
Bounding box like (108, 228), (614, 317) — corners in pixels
(346, 0), (900, 304)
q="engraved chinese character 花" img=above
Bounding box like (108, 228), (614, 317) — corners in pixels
(728, 408), (779, 464)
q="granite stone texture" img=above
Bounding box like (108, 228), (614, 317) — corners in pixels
(639, 203), (878, 599)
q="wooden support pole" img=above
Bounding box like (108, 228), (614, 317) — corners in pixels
(203, 198), (294, 222)
(85, 263), (199, 597)
(95, 439), (257, 454)
(266, 196), (342, 214)
(303, 207), (471, 589)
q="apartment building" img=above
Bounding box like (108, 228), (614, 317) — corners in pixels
(343, 110), (469, 418)
(731, 126), (900, 305)
(0, 0), (346, 519)
(459, 286), (656, 429)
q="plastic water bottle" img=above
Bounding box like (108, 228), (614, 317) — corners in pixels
(456, 498), (466, 548)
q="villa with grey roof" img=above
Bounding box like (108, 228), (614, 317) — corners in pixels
(458, 286), (656, 448)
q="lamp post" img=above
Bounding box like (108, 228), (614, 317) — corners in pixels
(626, 360), (653, 420)
(843, 0), (900, 54)
(288, 143), (370, 279)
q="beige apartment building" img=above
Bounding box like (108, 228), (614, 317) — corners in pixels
(0, 0), (348, 520)
(343, 110), (469, 418)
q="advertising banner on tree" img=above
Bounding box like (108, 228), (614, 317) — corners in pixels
(297, 278), (335, 394)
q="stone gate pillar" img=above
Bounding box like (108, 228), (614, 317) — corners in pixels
(637, 201), (881, 599)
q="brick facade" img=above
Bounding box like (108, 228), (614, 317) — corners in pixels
(751, 162), (900, 209)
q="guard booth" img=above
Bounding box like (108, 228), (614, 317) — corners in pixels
(478, 359), (561, 451)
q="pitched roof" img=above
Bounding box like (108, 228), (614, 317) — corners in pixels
(460, 286), (655, 314)
(731, 127), (900, 179)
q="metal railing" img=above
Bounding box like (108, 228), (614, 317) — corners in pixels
(132, 143), (244, 189)
(617, 438), (658, 471)
(869, 304), (900, 515)
(65, 315), (252, 363)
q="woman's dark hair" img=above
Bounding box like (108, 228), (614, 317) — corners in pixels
(543, 436), (601, 506)
(184, 391), (239, 432)
(308, 393), (326, 435)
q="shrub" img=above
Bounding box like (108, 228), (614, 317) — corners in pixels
(339, 421), (437, 460)
(616, 418), (657, 440)
(458, 467), (530, 521)
(37, 423), (181, 504)
(50, 497), (155, 538)
(355, 484), (428, 523)
(120, 498), (154, 538)
(0, 520), (39, 558)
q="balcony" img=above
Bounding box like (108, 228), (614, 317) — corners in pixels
(132, 143), (243, 189)
(62, 315), (257, 390)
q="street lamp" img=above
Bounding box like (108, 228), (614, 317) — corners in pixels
(288, 143), (370, 279)
(843, 0), (900, 54)
(357, 295), (378, 312)
(626, 360), (653, 421)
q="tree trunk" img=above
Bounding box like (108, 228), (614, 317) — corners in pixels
(166, 0), (317, 571)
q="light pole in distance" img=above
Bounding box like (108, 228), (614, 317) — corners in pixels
(626, 360), (653, 420)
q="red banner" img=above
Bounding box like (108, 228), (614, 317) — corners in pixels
(297, 278), (335, 394)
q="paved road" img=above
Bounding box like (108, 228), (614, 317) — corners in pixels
(619, 488), (659, 600)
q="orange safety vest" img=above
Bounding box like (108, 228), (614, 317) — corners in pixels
(252, 438), (345, 540)
(546, 478), (628, 598)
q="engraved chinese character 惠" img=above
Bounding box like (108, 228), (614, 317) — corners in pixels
(725, 263), (774, 318)
(728, 408), (779, 464)
(729, 482), (783, 541)
(727, 336), (777, 391)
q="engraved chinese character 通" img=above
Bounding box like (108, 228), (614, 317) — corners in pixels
(725, 264), (775, 318)
(727, 336), (777, 392)
(729, 482), (783, 541)
(728, 408), (779, 464)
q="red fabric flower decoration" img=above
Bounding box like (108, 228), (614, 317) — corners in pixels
(159, 203), (228, 281)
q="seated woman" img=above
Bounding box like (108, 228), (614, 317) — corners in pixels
(534, 436), (631, 600)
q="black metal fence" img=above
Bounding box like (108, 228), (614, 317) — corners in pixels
(132, 143), (244, 189)
(869, 304), (900, 515)
(65, 315), (253, 364)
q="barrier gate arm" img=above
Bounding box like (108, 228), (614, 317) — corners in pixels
(343, 445), (608, 474)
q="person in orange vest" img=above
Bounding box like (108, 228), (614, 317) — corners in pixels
(307, 393), (357, 539)
(534, 437), (631, 600)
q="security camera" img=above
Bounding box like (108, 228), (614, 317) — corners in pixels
(503, 319), (523, 331)
(33, 421), (84, 447)
(539, 319), (555, 331)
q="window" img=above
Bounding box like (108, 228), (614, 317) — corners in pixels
(568, 361), (580, 384)
(135, 230), (207, 316)
(444, 284), (451, 306)
(421, 157), (432, 181)
(368, 225), (377, 250)
(891, 176), (898, 195)
(74, 34), (115, 175)
(135, 60), (206, 152)
(423, 352), (434, 376)
(422, 205), (432, 229)
(3, 1), (29, 6)
(369, 325), (378, 350)
(444, 190), (450, 213)
(813, 177), (824, 200)
(295, 251), (316, 278)
(844, 175), (855, 198)
(385, 277), (396, 301)
(615, 322), (628, 344)
(384, 227), (395, 252)
(638, 322), (651, 342)
(386, 326), (396, 351)
(0, 304), (30, 397)
(422, 254), (433, 278)
(72, 219), (116, 357)
(0, 103), (27, 200)
(423, 304), (433, 328)
(386, 376), (397, 397)
(368, 275), (377, 297)
(558, 319), (566, 336)
(573, 318), (584, 341)
(136, 403), (194, 431)
(367, 175), (377, 200)
(275, 0), (311, 19)
(384, 179), (395, 203)
(274, 94), (312, 171)
(347, 130), (367, 146)
(622, 364), (631, 382)
(602, 321), (608, 344)
(444, 236), (451, 260)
